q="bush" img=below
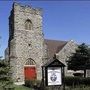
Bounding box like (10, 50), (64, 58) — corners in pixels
(65, 76), (80, 86)
(25, 79), (41, 88)
(73, 73), (83, 77)
(3, 84), (15, 90)
(65, 76), (90, 86)
(81, 77), (90, 86)
(0, 81), (14, 90)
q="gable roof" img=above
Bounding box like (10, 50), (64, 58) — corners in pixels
(45, 39), (67, 59)
(43, 58), (65, 67)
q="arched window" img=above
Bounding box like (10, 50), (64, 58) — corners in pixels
(25, 58), (36, 65)
(25, 19), (32, 30)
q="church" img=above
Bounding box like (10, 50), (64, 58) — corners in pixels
(5, 2), (78, 83)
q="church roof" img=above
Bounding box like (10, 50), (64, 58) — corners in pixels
(45, 39), (67, 58)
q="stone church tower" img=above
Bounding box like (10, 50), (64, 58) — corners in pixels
(8, 3), (46, 82)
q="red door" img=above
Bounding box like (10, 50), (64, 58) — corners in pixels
(24, 66), (37, 80)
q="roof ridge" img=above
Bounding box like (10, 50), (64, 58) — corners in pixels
(56, 42), (68, 53)
(45, 39), (67, 42)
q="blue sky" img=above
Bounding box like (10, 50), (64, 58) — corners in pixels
(0, 1), (90, 58)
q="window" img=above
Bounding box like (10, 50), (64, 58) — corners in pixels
(25, 19), (32, 30)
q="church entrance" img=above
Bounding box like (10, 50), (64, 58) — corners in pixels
(24, 58), (37, 80)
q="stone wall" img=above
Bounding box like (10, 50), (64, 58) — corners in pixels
(56, 40), (78, 76)
(8, 3), (47, 82)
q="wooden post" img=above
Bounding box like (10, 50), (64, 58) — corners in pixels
(63, 67), (65, 90)
(42, 66), (45, 86)
(84, 69), (86, 78)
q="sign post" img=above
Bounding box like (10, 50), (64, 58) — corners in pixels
(42, 58), (65, 90)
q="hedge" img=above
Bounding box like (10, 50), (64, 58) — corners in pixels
(25, 77), (90, 88)
(65, 76), (90, 86)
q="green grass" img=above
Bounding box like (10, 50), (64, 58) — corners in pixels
(0, 85), (32, 90)
(14, 85), (32, 90)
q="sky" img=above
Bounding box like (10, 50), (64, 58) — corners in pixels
(0, 0), (90, 58)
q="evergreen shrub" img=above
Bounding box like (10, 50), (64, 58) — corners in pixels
(65, 77), (90, 86)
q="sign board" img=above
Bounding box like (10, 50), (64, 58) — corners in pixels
(47, 67), (62, 86)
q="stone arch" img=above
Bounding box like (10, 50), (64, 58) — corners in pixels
(24, 58), (37, 80)
(25, 19), (33, 30)
(25, 58), (36, 65)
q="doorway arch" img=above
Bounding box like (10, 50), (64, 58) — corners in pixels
(24, 58), (37, 80)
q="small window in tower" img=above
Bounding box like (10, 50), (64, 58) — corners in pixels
(28, 44), (31, 46)
(25, 19), (32, 30)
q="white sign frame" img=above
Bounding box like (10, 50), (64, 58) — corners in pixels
(47, 67), (62, 86)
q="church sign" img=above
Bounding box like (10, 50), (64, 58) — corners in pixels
(47, 67), (62, 86)
(42, 58), (65, 87)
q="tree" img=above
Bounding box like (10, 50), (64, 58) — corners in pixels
(67, 43), (90, 77)
(0, 37), (13, 89)
(0, 57), (13, 88)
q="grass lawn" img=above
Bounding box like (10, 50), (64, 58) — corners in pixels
(14, 85), (32, 90)
(0, 84), (32, 90)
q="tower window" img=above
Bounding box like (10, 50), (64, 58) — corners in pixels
(28, 44), (31, 46)
(25, 19), (32, 30)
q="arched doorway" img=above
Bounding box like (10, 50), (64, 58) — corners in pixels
(24, 58), (37, 80)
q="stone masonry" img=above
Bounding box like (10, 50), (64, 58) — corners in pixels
(8, 3), (47, 82)
(56, 40), (78, 76)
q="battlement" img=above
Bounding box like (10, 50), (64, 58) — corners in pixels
(13, 2), (42, 16)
